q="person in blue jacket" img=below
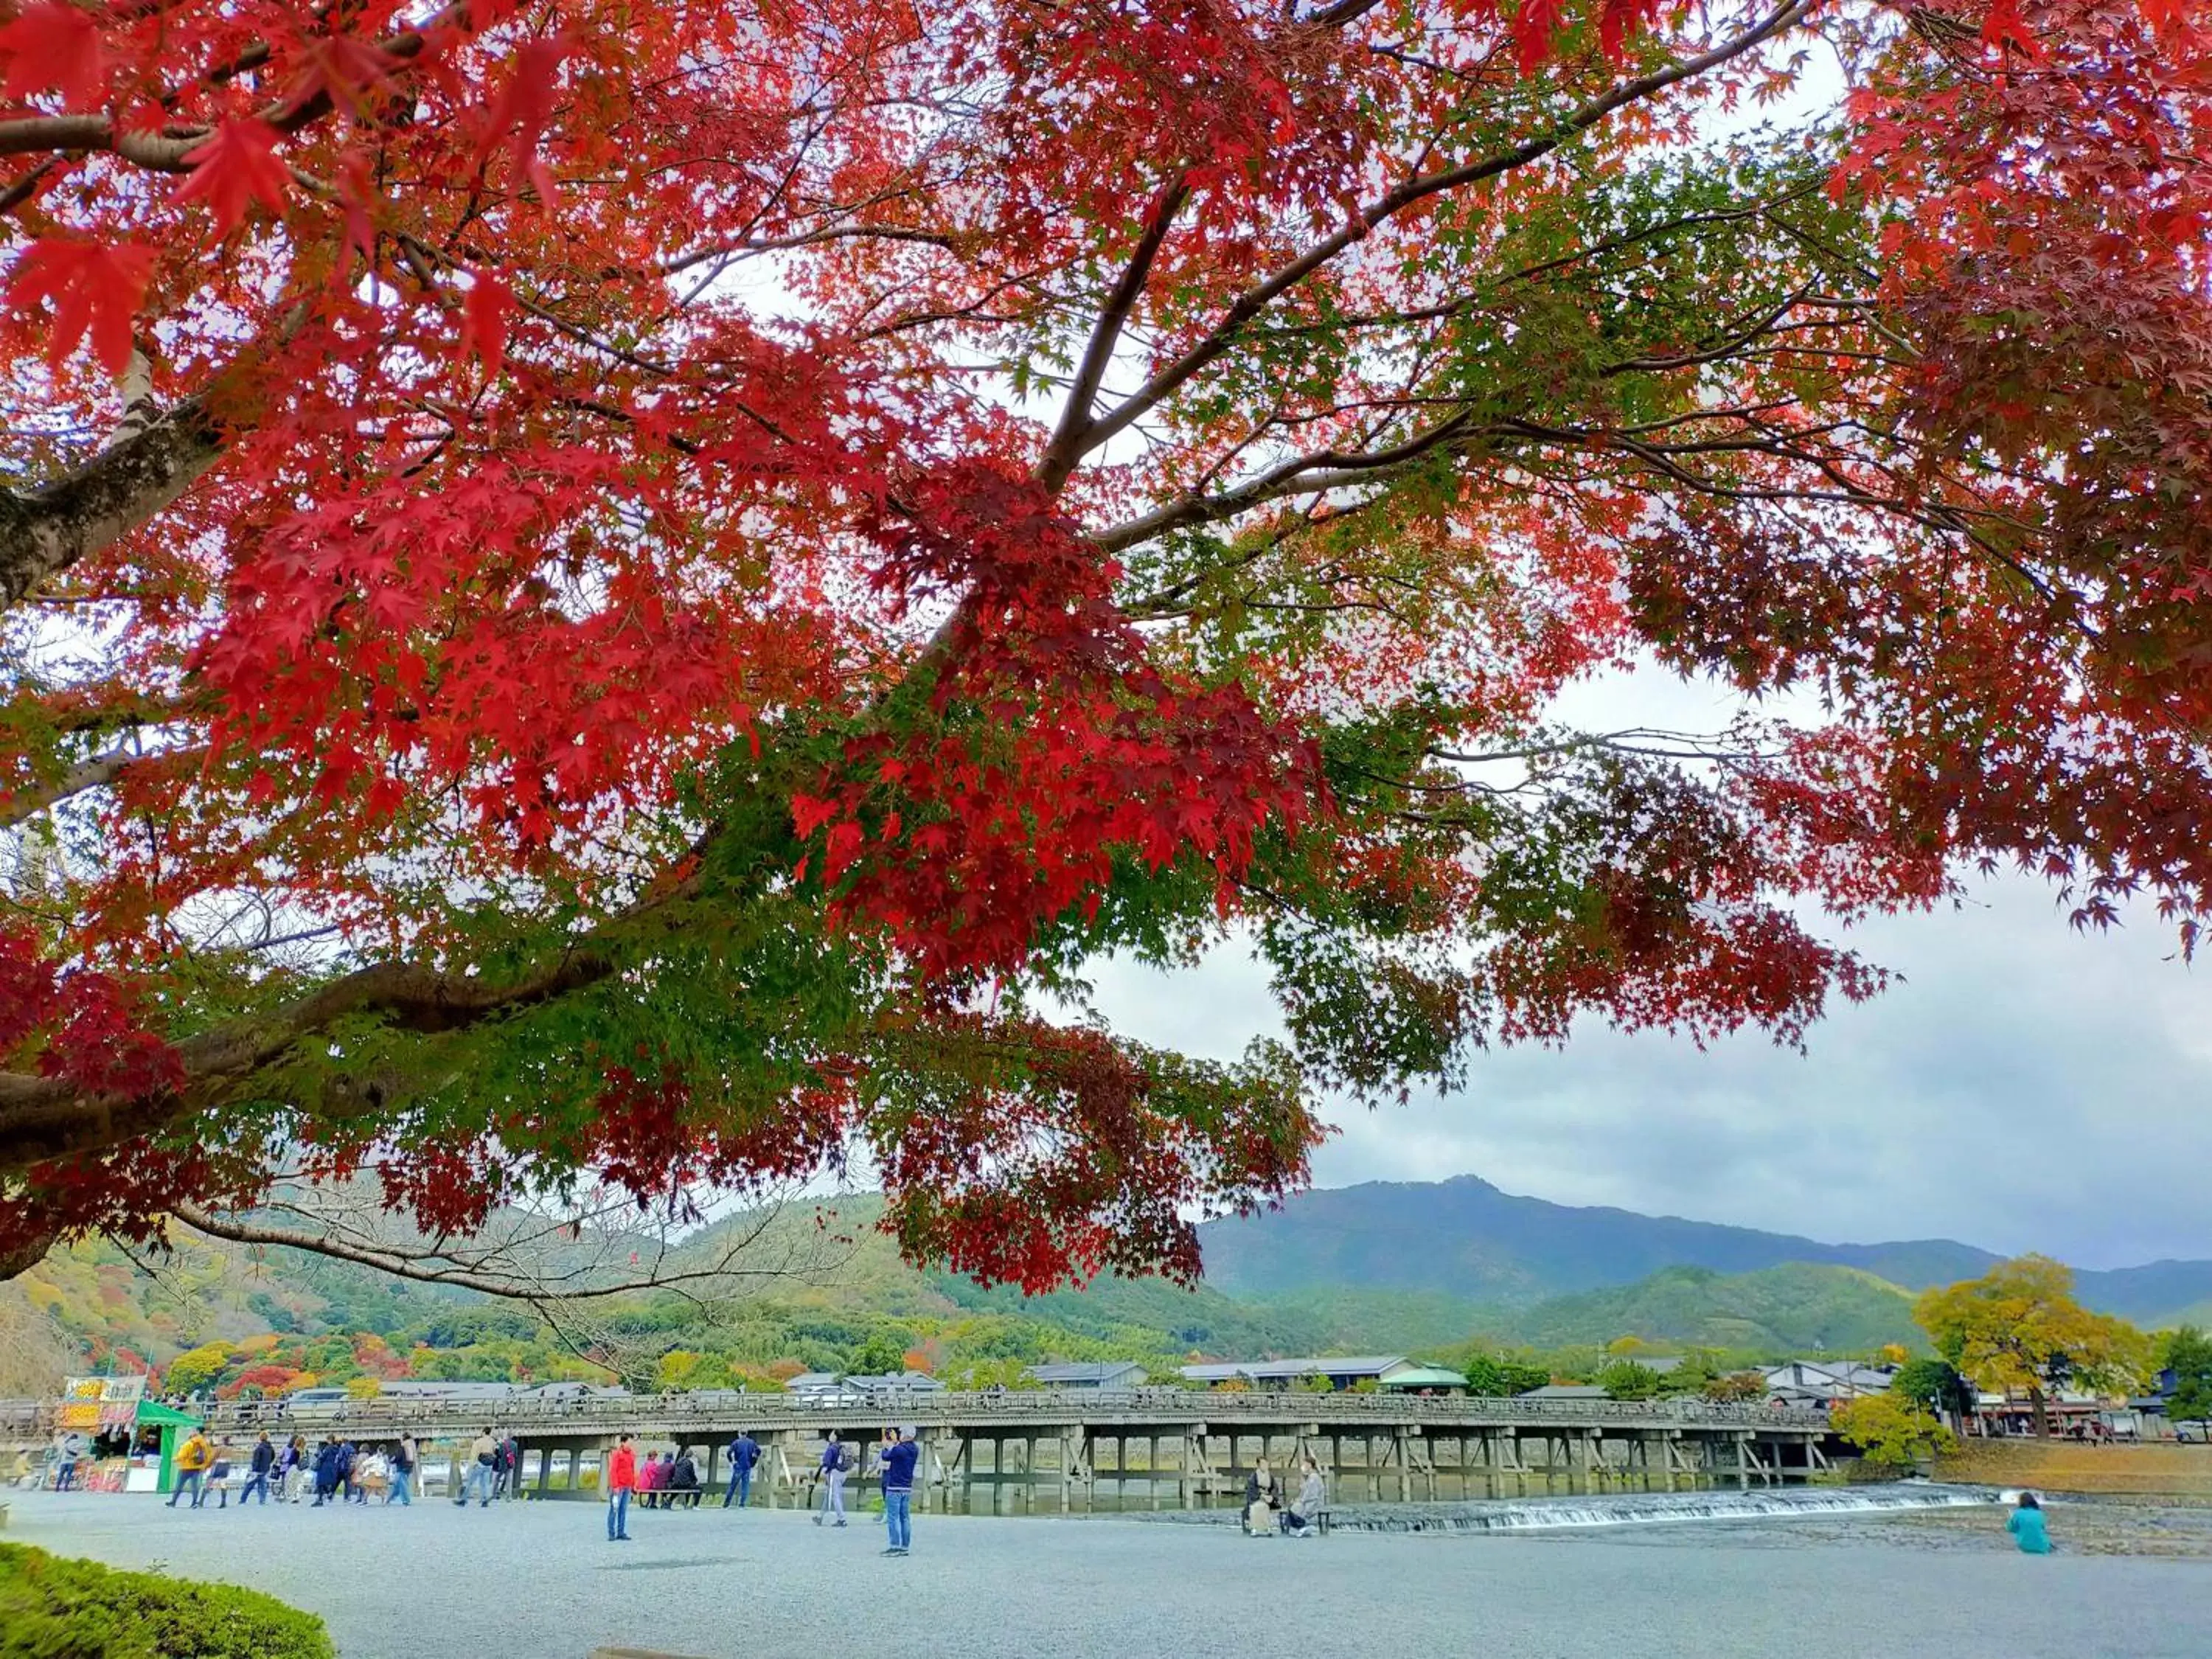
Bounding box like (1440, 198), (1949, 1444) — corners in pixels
(310, 1439), (344, 1507)
(2008, 1492), (2053, 1554)
(723, 1431), (761, 1508)
(874, 1427), (919, 1557)
(814, 1430), (851, 1527)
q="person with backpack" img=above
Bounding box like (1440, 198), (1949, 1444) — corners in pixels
(722, 1430), (760, 1508)
(872, 1426), (919, 1557)
(813, 1430), (852, 1528)
(500, 1436), (521, 1500)
(389, 1436), (417, 1506)
(167, 1428), (214, 1509)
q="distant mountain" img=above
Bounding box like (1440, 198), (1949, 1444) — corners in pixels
(1198, 1175), (2212, 1324)
(2072, 1261), (2212, 1327)
(1197, 1175), (2003, 1304)
(1482, 1263), (1922, 1353)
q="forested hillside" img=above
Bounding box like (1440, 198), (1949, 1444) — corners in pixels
(1472, 1264), (1921, 1352)
(1197, 1175), (2000, 1301)
(1197, 1177), (2212, 1321)
(11, 1180), (2205, 1398)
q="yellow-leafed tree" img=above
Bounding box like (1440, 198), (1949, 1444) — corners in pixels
(1834, 1393), (1958, 1468)
(1913, 1256), (2148, 1438)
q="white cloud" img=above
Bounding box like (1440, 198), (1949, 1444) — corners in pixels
(1089, 876), (2212, 1270)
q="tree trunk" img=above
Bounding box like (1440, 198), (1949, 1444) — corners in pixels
(2031, 1386), (2051, 1439)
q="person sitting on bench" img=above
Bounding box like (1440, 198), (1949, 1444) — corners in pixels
(1282, 1456), (1326, 1537)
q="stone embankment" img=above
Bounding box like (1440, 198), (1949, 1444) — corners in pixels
(1936, 1441), (2212, 1498)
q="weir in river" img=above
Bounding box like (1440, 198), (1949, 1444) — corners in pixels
(1272, 1484), (2002, 1534)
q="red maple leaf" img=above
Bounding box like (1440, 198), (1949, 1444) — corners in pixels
(1512, 0), (1569, 72)
(170, 119), (291, 232)
(457, 272), (516, 375)
(4, 237), (154, 375)
(286, 33), (396, 115)
(482, 37), (567, 201)
(1597, 0), (1659, 60)
(1980, 0), (2041, 56)
(0, 2), (107, 110)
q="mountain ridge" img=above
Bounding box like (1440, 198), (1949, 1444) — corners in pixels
(1197, 1174), (2212, 1323)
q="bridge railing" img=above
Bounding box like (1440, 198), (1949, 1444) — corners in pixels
(185, 1388), (1830, 1436)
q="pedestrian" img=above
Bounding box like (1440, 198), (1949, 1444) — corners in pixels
(1242, 1455), (1279, 1536)
(723, 1430), (760, 1508)
(53, 1431), (84, 1492)
(311, 1439), (342, 1506)
(167, 1428), (214, 1509)
(336, 1439), (361, 1503)
(501, 1436), (521, 1500)
(458, 1427), (497, 1506)
(389, 1436), (416, 1506)
(358, 1446), (390, 1502)
(1282, 1455), (1326, 1537)
(239, 1433), (276, 1507)
(669, 1447), (702, 1509)
(605, 1434), (637, 1542)
(204, 1445), (235, 1509)
(2008, 1491), (2054, 1554)
(874, 1427), (919, 1557)
(814, 1430), (850, 1528)
(278, 1435), (306, 1502)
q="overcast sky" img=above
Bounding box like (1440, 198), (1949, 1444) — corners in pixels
(1086, 666), (2212, 1273)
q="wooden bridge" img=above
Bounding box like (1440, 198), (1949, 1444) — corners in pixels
(7, 1391), (1839, 1507)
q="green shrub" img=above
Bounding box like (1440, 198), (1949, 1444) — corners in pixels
(0, 1543), (334, 1659)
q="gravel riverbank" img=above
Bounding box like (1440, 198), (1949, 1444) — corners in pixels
(8, 1489), (2212, 1658)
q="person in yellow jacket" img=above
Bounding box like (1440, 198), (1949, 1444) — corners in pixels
(167, 1429), (214, 1509)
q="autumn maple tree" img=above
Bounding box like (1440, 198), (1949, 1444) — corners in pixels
(1, 0), (2209, 1291)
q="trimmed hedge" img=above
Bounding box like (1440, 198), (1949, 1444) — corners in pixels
(0, 1543), (335, 1659)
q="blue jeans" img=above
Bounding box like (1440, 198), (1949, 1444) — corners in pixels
(168, 1470), (203, 1507)
(607, 1488), (630, 1540)
(884, 1489), (911, 1550)
(240, 1471), (269, 1505)
(458, 1462), (493, 1504)
(389, 1469), (412, 1505)
(723, 1465), (751, 1506)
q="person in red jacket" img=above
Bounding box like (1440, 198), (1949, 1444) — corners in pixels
(606, 1435), (638, 1543)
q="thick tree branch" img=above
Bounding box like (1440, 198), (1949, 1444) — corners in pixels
(168, 1196), (813, 1304)
(1093, 411), (1496, 552)
(0, 7), (458, 168)
(0, 397), (222, 612)
(0, 834), (725, 1170)
(1074, 0), (1820, 464)
(0, 742), (201, 828)
(1036, 171), (1190, 493)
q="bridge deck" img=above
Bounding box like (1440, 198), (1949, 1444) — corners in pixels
(74, 1390), (1832, 1441)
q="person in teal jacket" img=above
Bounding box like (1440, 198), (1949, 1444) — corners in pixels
(2008, 1492), (2053, 1554)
